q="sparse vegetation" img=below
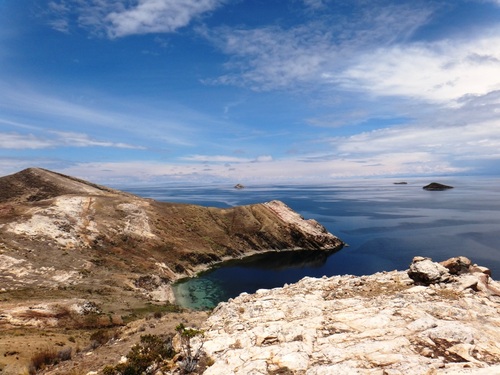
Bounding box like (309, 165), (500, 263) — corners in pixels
(175, 323), (205, 374)
(102, 334), (175, 375)
(28, 346), (72, 374)
(100, 322), (207, 375)
(123, 302), (182, 323)
(89, 328), (118, 348)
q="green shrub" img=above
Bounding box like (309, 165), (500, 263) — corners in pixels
(102, 334), (175, 375)
(89, 329), (113, 347)
(175, 323), (204, 374)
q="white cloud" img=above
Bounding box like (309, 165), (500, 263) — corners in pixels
(0, 131), (143, 150)
(0, 81), (217, 147)
(0, 133), (55, 149)
(46, 150), (464, 185)
(205, 3), (500, 109)
(181, 155), (253, 163)
(204, 3), (433, 90)
(181, 154), (274, 163)
(46, 0), (71, 32)
(255, 155), (273, 162)
(0, 82), (118, 125)
(106, 0), (225, 37)
(51, 131), (145, 149)
(340, 35), (500, 103)
(46, 0), (226, 38)
(302, 0), (327, 10)
(327, 118), (500, 164)
(203, 24), (333, 90)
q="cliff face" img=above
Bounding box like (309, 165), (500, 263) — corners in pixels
(0, 168), (342, 319)
(202, 257), (500, 375)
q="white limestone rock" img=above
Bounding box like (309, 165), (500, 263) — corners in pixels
(201, 257), (500, 375)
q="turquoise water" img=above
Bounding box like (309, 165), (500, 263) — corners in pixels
(124, 176), (500, 309)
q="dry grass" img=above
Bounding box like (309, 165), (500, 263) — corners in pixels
(28, 347), (72, 374)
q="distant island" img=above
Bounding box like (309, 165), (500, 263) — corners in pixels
(423, 182), (454, 191)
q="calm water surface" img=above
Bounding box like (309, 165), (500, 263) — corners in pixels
(123, 177), (500, 309)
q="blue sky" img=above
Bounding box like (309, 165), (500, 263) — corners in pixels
(1, 0), (500, 184)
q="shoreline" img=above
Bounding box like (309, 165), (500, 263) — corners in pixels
(168, 245), (344, 309)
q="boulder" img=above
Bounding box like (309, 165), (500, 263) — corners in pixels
(440, 256), (472, 275)
(408, 257), (452, 285)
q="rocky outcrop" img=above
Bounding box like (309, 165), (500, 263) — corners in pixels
(423, 182), (454, 190)
(201, 257), (500, 374)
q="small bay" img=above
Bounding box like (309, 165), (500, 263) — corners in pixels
(124, 176), (500, 310)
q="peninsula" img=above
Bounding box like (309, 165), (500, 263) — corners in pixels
(0, 167), (342, 312)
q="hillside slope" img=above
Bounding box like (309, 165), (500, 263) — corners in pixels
(0, 168), (343, 374)
(0, 167), (342, 315)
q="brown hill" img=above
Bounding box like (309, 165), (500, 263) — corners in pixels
(0, 167), (342, 317)
(0, 167), (125, 203)
(0, 168), (343, 373)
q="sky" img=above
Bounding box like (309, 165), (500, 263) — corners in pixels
(1, 0), (500, 185)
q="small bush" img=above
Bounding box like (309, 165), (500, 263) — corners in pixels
(28, 347), (72, 374)
(102, 334), (175, 375)
(176, 323), (205, 374)
(58, 347), (72, 361)
(90, 329), (112, 346)
(29, 347), (58, 373)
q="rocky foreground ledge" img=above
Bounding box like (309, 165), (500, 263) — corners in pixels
(201, 256), (500, 375)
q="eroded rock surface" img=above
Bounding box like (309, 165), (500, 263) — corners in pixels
(202, 257), (500, 374)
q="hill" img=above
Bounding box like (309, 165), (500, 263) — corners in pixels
(0, 167), (343, 373)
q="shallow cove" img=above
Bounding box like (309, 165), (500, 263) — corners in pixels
(172, 249), (338, 310)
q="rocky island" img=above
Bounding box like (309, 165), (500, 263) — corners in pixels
(423, 182), (454, 191)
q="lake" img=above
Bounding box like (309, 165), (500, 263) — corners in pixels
(123, 176), (500, 309)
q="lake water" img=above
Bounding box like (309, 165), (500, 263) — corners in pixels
(123, 176), (500, 310)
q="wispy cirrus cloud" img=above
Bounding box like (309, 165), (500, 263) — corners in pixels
(0, 81), (215, 148)
(51, 131), (146, 149)
(203, 1), (500, 109)
(181, 154), (273, 163)
(203, 3), (433, 91)
(0, 130), (144, 150)
(322, 93), (500, 168)
(46, 0), (227, 38)
(0, 133), (54, 149)
(181, 155), (253, 163)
